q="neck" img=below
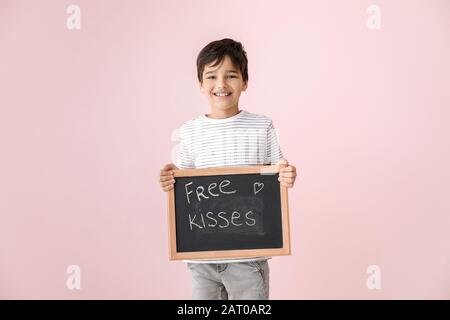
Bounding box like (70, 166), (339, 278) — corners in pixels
(207, 106), (240, 119)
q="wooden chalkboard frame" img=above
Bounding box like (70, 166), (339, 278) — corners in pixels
(167, 165), (291, 260)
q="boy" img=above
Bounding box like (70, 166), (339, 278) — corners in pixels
(159, 38), (297, 300)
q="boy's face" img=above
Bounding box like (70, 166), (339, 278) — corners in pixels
(199, 55), (247, 113)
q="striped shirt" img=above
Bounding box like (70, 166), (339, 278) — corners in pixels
(176, 109), (284, 263)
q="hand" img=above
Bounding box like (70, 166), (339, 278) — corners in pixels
(277, 159), (297, 188)
(159, 163), (178, 192)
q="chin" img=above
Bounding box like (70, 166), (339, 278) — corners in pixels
(215, 105), (235, 111)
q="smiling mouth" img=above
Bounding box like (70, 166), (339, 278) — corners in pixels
(213, 92), (232, 97)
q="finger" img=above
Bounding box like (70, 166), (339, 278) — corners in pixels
(160, 169), (175, 175)
(163, 163), (178, 171)
(280, 165), (296, 172)
(162, 163), (173, 171)
(277, 159), (288, 166)
(160, 175), (173, 182)
(278, 177), (295, 183)
(160, 179), (175, 187)
(279, 171), (296, 178)
(161, 179), (175, 187)
(159, 173), (174, 180)
(163, 185), (174, 192)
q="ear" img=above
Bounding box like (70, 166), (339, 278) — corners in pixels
(199, 81), (204, 92)
(242, 81), (248, 91)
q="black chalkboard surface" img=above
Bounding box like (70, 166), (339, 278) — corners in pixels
(167, 165), (290, 260)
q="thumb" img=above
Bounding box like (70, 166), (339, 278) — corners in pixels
(277, 159), (288, 167)
(163, 163), (178, 171)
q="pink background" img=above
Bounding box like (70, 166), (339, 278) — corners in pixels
(1, 0), (449, 299)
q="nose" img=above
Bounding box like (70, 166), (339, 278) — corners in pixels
(216, 80), (224, 88)
(215, 75), (228, 89)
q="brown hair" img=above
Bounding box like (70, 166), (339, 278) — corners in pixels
(196, 38), (248, 84)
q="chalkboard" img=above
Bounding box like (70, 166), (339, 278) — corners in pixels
(167, 165), (291, 260)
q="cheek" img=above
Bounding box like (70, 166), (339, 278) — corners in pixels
(232, 89), (242, 97)
(202, 84), (213, 94)
(200, 86), (211, 96)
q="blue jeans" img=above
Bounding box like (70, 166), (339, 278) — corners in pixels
(187, 260), (270, 300)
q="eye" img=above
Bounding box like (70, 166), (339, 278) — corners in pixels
(205, 75), (237, 80)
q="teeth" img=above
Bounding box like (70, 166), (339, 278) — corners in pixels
(214, 92), (231, 96)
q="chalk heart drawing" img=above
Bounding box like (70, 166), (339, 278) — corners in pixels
(254, 182), (264, 195)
